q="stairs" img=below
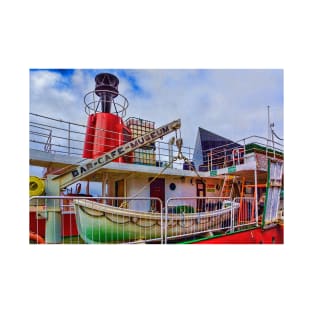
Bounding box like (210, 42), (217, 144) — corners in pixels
(220, 175), (235, 198)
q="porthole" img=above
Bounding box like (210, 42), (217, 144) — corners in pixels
(169, 183), (176, 191)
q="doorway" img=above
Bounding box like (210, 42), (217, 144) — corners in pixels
(114, 179), (125, 207)
(150, 178), (165, 212)
(196, 179), (206, 212)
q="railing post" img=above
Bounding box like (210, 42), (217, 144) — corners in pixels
(254, 168), (258, 226)
(44, 179), (62, 243)
(230, 201), (234, 232)
(164, 200), (168, 244)
(68, 122), (71, 155)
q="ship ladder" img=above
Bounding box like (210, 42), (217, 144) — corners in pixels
(220, 175), (235, 198)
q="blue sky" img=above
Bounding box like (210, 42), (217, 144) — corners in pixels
(30, 68), (283, 149)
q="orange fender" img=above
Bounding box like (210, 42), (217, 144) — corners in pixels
(29, 232), (45, 244)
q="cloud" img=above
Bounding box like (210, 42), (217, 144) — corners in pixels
(30, 69), (284, 151)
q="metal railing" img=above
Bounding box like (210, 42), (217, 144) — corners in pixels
(84, 89), (129, 118)
(29, 196), (259, 244)
(204, 135), (284, 171)
(29, 113), (195, 170)
(30, 196), (164, 244)
(30, 113), (87, 156)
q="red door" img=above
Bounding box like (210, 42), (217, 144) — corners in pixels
(150, 178), (165, 212)
(196, 180), (206, 212)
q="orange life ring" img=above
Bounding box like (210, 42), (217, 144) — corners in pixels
(29, 232), (45, 244)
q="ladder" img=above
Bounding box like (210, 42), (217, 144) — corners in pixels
(220, 175), (235, 198)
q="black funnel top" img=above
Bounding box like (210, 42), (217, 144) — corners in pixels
(95, 73), (119, 113)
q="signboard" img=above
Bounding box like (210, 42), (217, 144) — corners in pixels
(206, 183), (216, 193)
(228, 166), (236, 173)
(210, 170), (217, 176)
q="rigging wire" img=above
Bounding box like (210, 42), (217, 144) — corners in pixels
(270, 124), (283, 141)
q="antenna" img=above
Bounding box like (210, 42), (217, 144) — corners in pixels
(267, 105), (271, 143)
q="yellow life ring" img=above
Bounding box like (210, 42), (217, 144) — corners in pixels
(29, 176), (45, 197)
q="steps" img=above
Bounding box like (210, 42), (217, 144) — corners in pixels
(220, 175), (235, 198)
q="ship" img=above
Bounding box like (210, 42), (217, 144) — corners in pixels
(29, 72), (284, 244)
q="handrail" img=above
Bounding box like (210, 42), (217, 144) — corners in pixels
(29, 113), (195, 169)
(30, 113), (283, 172)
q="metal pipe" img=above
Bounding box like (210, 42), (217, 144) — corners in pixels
(168, 137), (175, 168)
(254, 167), (258, 226)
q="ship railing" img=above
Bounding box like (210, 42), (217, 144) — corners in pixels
(29, 196), (164, 244)
(203, 135), (283, 171)
(30, 196), (259, 244)
(84, 89), (129, 118)
(233, 197), (258, 228)
(165, 196), (232, 243)
(30, 113), (87, 156)
(164, 196), (258, 243)
(29, 113), (195, 170)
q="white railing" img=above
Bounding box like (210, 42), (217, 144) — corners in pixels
(164, 197), (232, 243)
(204, 135), (284, 171)
(30, 196), (259, 244)
(29, 113), (195, 170)
(30, 196), (164, 244)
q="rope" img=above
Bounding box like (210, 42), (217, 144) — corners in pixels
(119, 157), (175, 209)
(119, 135), (206, 209)
(272, 129), (284, 141)
(270, 125), (283, 141)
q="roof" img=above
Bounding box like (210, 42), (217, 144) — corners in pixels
(198, 127), (241, 151)
(193, 127), (242, 166)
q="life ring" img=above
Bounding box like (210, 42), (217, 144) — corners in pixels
(29, 232), (45, 244)
(29, 176), (45, 197)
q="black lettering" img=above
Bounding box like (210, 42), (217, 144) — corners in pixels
(162, 126), (169, 133)
(156, 128), (163, 136)
(80, 166), (87, 174)
(111, 150), (116, 158)
(130, 140), (139, 149)
(150, 131), (156, 139)
(144, 134), (151, 141)
(105, 154), (112, 162)
(72, 169), (79, 177)
(98, 157), (104, 164)
(137, 137), (144, 145)
(118, 147), (125, 154)
(86, 163), (93, 170)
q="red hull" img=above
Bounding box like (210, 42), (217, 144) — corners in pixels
(190, 225), (284, 244)
(30, 212), (283, 244)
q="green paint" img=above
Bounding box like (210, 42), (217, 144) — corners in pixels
(228, 166), (236, 173)
(262, 159), (271, 228)
(245, 143), (283, 158)
(210, 170), (217, 176)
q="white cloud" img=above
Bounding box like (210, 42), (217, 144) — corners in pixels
(30, 69), (284, 151)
